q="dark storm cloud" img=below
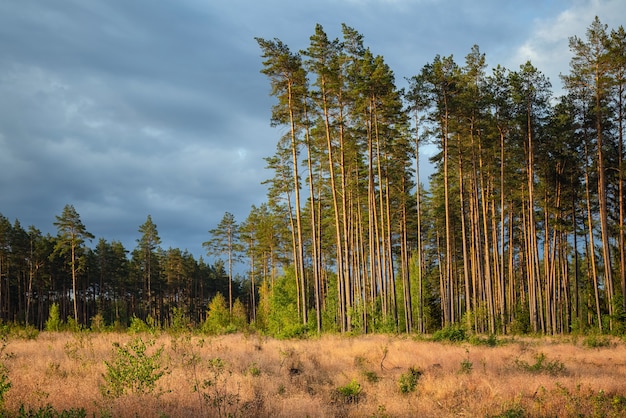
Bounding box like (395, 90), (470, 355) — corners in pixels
(0, 0), (623, 260)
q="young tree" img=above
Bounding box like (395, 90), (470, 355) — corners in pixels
(203, 212), (242, 314)
(53, 204), (94, 323)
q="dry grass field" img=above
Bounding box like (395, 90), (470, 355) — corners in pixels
(1, 331), (626, 417)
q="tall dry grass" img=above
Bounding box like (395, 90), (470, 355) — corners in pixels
(1, 331), (625, 417)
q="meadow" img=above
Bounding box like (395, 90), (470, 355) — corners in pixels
(1, 331), (626, 417)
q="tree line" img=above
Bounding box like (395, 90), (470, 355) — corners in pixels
(250, 17), (626, 336)
(0, 207), (243, 329)
(1, 18), (625, 337)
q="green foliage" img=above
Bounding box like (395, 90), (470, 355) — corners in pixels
(509, 304), (531, 335)
(459, 358), (473, 374)
(514, 352), (566, 376)
(0, 363), (11, 410)
(246, 362), (261, 377)
(254, 281), (270, 332)
(432, 325), (466, 342)
(203, 293), (232, 335)
(268, 269), (308, 339)
(0, 322), (38, 340)
(336, 379), (362, 404)
(128, 316), (152, 334)
(469, 333), (498, 347)
(45, 303), (62, 332)
(582, 334), (613, 348)
(100, 337), (167, 398)
(169, 307), (189, 334)
(65, 316), (82, 333)
(17, 404), (87, 417)
(231, 299), (248, 331)
(321, 273), (340, 333)
(398, 367), (422, 394)
(487, 406), (526, 418)
(362, 370), (380, 383)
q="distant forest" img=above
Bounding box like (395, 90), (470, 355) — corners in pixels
(2, 17), (626, 337)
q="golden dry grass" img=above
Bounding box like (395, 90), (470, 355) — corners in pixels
(1, 331), (626, 417)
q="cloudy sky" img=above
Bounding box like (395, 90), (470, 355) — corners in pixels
(1, 0), (624, 262)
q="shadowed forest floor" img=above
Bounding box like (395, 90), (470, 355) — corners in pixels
(1, 332), (626, 417)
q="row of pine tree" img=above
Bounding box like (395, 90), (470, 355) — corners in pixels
(1, 18), (625, 337)
(252, 17), (626, 336)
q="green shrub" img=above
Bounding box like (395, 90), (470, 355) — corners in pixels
(246, 362), (261, 377)
(488, 406), (526, 418)
(582, 334), (612, 348)
(398, 367), (422, 394)
(202, 293), (231, 335)
(336, 379), (362, 404)
(514, 352), (566, 376)
(0, 363), (11, 410)
(432, 326), (466, 342)
(469, 333), (498, 347)
(459, 358), (473, 374)
(17, 404), (87, 417)
(45, 303), (62, 332)
(128, 316), (151, 334)
(169, 307), (189, 334)
(362, 370), (380, 383)
(100, 337), (168, 398)
(66, 316), (82, 333)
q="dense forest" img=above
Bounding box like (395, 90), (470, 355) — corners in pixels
(1, 18), (625, 337)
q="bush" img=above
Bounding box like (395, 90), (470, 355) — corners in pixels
(514, 352), (566, 376)
(398, 367), (422, 394)
(0, 363), (11, 410)
(582, 334), (612, 348)
(336, 379), (362, 404)
(203, 293), (231, 335)
(100, 337), (168, 398)
(17, 404), (86, 417)
(469, 333), (498, 347)
(128, 316), (151, 334)
(45, 303), (62, 332)
(432, 326), (466, 343)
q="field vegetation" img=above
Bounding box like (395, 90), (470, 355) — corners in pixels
(1, 325), (626, 417)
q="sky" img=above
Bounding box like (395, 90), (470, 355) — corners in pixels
(1, 0), (625, 264)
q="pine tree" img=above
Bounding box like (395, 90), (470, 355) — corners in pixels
(203, 212), (241, 314)
(136, 215), (161, 321)
(53, 204), (94, 323)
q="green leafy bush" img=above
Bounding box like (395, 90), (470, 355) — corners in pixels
(0, 363), (11, 410)
(469, 333), (498, 347)
(100, 337), (167, 398)
(336, 379), (362, 404)
(128, 316), (152, 334)
(362, 370), (380, 383)
(514, 352), (566, 376)
(202, 293), (231, 335)
(432, 326), (466, 342)
(398, 367), (422, 394)
(17, 404), (86, 417)
(45, 303), (62, 332)
(582, 334), (612, 348)
(459, 357), (473, 374)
